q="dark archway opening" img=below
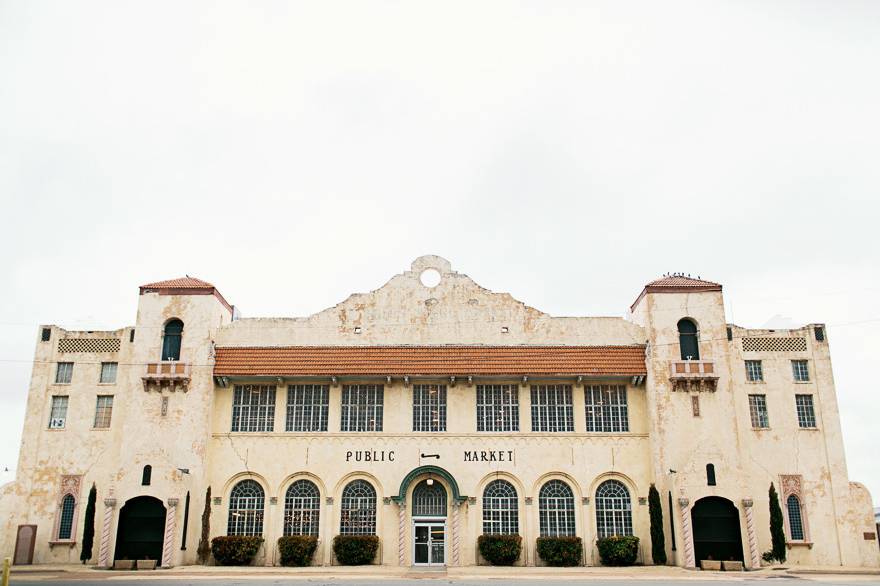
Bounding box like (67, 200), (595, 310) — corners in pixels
(691, 496), (743, 563)
(114, 496), (166, 561)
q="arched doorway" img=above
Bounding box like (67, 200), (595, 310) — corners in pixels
(115, 496), (166, 561)
(412, 479), (448, 566)
(691, 496), (744, 563)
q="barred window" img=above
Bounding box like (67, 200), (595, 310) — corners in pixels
(340, 385), (383, 432)
(284, 480), (320, 536)
(539, 480), (576, 537)
(412, 480), (447, 517)
(595, 479), (633, 537)
(286, 385), (329, 432)
(49, 396), (68, 429)
(792, 360), (810, 382)
(93, 396), (113, 428)
(231, 385), (276, 432)
(748, 394), (769, 428)
(585, 385), (629, 432)
(745, 360), (763, 382)
(786, 494), (805, 541)
(57, 494), (76, 540)
(530, 385), (574, 432)
(482, 480), (518, 535)
(340, 480), (376, 535)
(55, 362), (73, 384)
(795, 395), (816, 428)
(227, 480), (265, 536)
(476, 384), (519, 432)
(100, 362), (118, 384)
(413, 384), (446, 432)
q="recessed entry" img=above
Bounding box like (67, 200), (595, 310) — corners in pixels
(420, 269), (441, 288)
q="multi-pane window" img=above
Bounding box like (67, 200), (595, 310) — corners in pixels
(745, 360), (763, 382)
(482, 480), (518, 535)
(786, 495), (805, 541)
(795, 395), (816, 428)
(538, 480), (576, 537)
(49, 396), (69, 429)
(285, 385), (329, 432)
(283, 480), (320, 536)
(530, 385), (574, 432)
(340, 480), (377, 535)
(476, 385), (519, 432)
(93, 396), (114, 428)
(595, 479), (633, 537)
(748, 394), (769, 428)
(413, 384), (446, 432)
(55, 362), (73, 384)
(412, 480), (447, 517)
(585, 385), (629, 432)
(100, 362), (118, 384)
(227, 479), (265, 536)
(231, 385), (276, 432)
(792, 360), (810, 382)
(340, 385), (383, 432)
(57, 494), (76, 540)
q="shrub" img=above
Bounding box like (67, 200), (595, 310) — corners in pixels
(762, 550), (775, 563)
(211, 536), (263, 566)
(769, 483), (787, 563)
(597, 535), (640, 566)
(648, 484), (666, 565)
(536, 536), (583, 566)
(80, 483), (97, 564)
(197, 487), (212, 565)
(278, 535), (318, 567)
(478, 534), (522, 565)
(333, 535), (379, 565)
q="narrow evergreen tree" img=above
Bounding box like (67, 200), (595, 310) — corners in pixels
(80, 483), (97, 564)
(197, 486), (212, 564)
(769, 483), (786, 562)
(648, 483), (667, 564)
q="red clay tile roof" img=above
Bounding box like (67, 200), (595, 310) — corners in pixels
(140, 277), (215, 290)
(213, 345), (647, 377)
(631, 275), (722, 311)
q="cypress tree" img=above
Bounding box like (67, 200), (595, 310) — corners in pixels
(648, 483), (667, 564)
(769, 483), (786, 562)
(197, 486), (212, 564)
(80, 483), (97, 564)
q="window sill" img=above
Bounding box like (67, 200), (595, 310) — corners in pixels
(751, 427), (771, 431)
(97, 382), (117, 386)
(48, 540), (76, 548)
(793, 381), (811, 384)
(90, 427), (111, 431)
(746, 380), (765, 384)
(52, 383), (72, 386)
(799, 427), (819, 431)
(47, 428), (67, 432)
(786, 541), (813, 549)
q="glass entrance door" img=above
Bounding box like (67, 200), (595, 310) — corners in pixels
(413, 522), (445, 565)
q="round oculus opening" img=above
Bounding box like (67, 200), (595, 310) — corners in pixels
(420, 268), (441, 288)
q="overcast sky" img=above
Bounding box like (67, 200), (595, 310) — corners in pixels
(1, 1), (878, 503)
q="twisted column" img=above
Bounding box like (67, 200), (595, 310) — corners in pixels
(678, 498), (695, 568)
(98, 498), (117, 568)
(397, 501), (406, 566)
(451, 502), (460, 566)
(742, 499), (759, 569)
(162, 498), (179, 567)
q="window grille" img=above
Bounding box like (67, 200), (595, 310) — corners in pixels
(58, 338), (120, 353)
(795, 395), (816, 428)
(742, 337), (807, 352)
(57, 494), (76, 540)
(340, 480), (376, 535)
(284, 480), (320, 536)
(227, 479), (265, 536)
(678, 319), (700, 360)
(748, 394), (769, 428)
(814, 326), (825, 342)
(530, 385), (574, 432)
(476, 384), (519, 432)
(55, 362), (73, 384)
(41, 328), (51, 342)
(745, 360), (763, 382)
(93, 396), (114, 428)
(595, 479), (633, 538)
(100, 362), (118, 384)
(482, 480), (518, 535)
(49, 396), (68, 429)
(286, 385), (329, 432)
(585, 385), (629, 432)
(538, 480), (576, 537)
(340, 385), (383, 432)
(412, 384), (446, 432)
(412, 480), (447, 517)
(786, 494), (805, 541)
(231, 385), (276, 432)
(791, 360), (810, 382)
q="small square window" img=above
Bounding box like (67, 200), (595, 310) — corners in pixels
(55, 362), (73, 384)
(41, 328), (51, 342)
(100, 362), (118, 384)
(792, 360), (810, 382)
(94, 395), (114, 428)
(745, 360), (763, 382)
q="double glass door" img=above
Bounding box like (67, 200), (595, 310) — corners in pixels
(413, 521), (446, 565)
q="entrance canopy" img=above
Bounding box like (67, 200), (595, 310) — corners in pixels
(392, 465), (467, 504)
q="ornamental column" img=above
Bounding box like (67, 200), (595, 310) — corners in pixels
(741, 499), (760, 569)
(451, 501), (461, 566)
(397, 500), (406, 566)
(98, 497), (117, 568)
(678, 497), (695, 568)
(162, 498), (179, 567)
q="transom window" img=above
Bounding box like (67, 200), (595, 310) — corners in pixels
(413, 384), (446, 432)
(412, 480), (447, 517)
(284, 480), (320, 536)
(55, 362), (73, 384)
(482, 480), (518, 535)
(100, 362), (118, 384)
(49, 396), (68, 429)
(745, 360), (764, 382)
(231, 385), (276, 432)
(585, 385), (629, 432)
(786, 494), (805, 541)
(57, 494), (76, 540)
(795, 395), (816, 428)
(340, 480), (377, 535)
(791, 360), (810, 382)
(531, 385), (574, 432)
(227, 479), (265, 536)
(748, 394), (769, 428)
(539, 480), (576, 537)
(340, 385), (383, 432)
(595, 479), (633, 537)
(93, 395), (114, 428)
(286, 385), (329, 432)
(476, 384), (519, 432)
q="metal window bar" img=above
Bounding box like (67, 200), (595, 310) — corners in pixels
(792, 360), (810, 382)
(340, 480), (377, 535)
(585, 385), (629, 432)
(283, 480), (320, 536)
(538, 480), (576, 537)
(530, 385), (574, 432)
(286, 385), (329, 432)
(231, 385), (277, 432)
(227, 479), (265, 536)
(100, 362), (118, 384)
(49, 396), (68, 429)
(340, 385), (384, 432)
(595, 480), (633, 537)
(745, 360), (763, 382)
(795, 394), (816, 428)
(476, 384), (519, 432)
(55, 362), (73, 384)
(749, 394), (769, 428)
(412, 480), (447, 517)
(93, 396), (114, 428)
(786, 494), (805, 541)
(57, 494), (75, 540)
(482, 480), (518, 535)
(412, 384), (446, 432)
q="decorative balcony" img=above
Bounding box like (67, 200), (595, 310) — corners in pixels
(669, 360), (718, 392)
(142, 361), (191, 392)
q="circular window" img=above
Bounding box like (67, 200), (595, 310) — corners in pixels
(420, 268), (441, 288)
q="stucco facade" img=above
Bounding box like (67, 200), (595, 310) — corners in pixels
(1, 255), (878, 568)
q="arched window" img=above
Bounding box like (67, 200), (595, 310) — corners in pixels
(161, 319), (184, 361)
(284, 480), (320, 536)
(412, 480), (447, 517)
(538, 480), (576, 537)
(57, 494), (76, 540)
(340, 480), (376, 535)
(786, 495), (804, 541)
(678, 318), (700, 360)
(483, 480), (518, 535)
(142, 465), (152, 486)
(227, 479), (265, 536)
(595, 479), (633, 537)
(706, 464), (716, 486)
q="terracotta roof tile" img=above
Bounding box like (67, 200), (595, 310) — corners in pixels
(645, 275), (721, 289)
(140, 277), (215, 290)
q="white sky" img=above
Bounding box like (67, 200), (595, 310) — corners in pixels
(1, 1), (878, 503)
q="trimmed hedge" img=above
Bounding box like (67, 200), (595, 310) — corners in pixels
(596, 535), (640, 566)
(478, 534), (522, 566)
(278, 535), (318, 567)
(333, 535), (379, 565)
(536, 536), (583, 566)
(211, 536), (263, 566)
